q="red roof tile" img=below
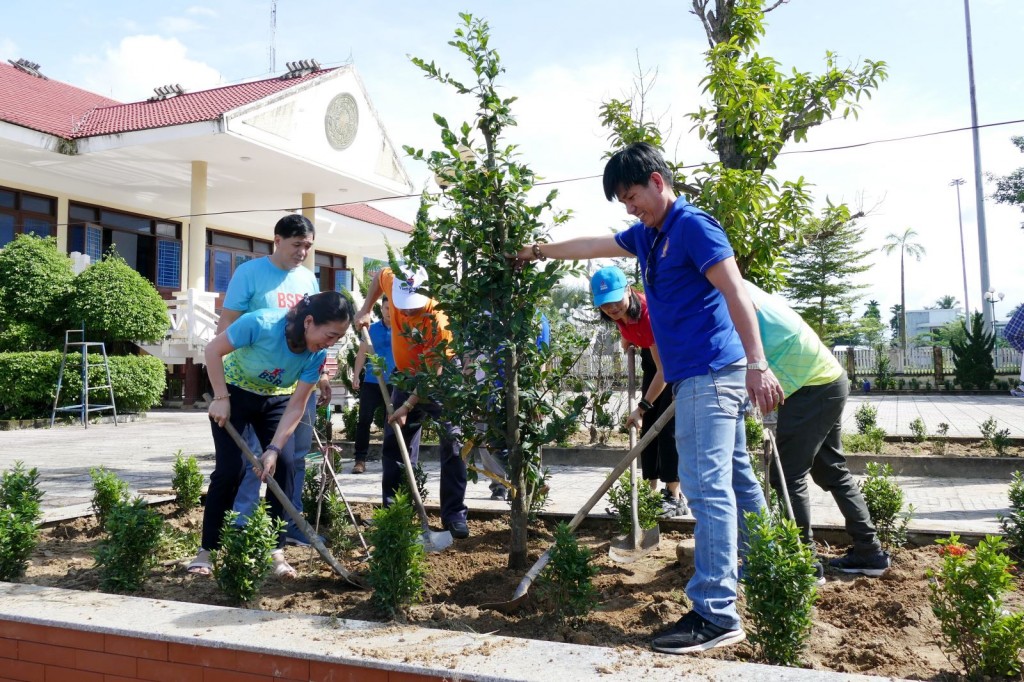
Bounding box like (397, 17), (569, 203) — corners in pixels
(324, 203), (413, 234)
(0, 61), (120, 138)
(0, 62), (335, 139)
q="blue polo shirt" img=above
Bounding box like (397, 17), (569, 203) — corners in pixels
(614, 197), (744, 383)
(365, 320), (396, 382)
(223, 309), (326, 395)
(222, 256), (318, 314)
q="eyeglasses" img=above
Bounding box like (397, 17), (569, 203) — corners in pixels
(644, 231), (667, 292)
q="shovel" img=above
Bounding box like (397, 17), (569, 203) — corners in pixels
(761, 418), (795, 521)
(203, 393), (368, 589)
(360, 327), (453, 553)
(481, 399), (676, 613)
(609, 347), (660, 563)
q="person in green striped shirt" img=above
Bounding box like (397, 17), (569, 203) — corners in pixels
(745, 281), (889, 578)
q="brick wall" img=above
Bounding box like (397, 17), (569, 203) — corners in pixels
(0, 619), (442, 682)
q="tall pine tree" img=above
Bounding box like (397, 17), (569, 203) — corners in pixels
(783, 213), (872, 345)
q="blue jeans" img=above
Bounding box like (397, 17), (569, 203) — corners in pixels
(232, 391), (317, 540)
(673, 364), (765, 630)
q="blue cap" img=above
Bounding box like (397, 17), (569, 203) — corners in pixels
(591, 266), (628, 307)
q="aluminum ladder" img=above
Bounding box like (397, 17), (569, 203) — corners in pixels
(50, 328), (118, 428)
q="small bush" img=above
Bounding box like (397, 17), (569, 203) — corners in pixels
(928, 534), (1024, 679)
(154, 526), (200, 563)
(0, 234), (73, 335)
(860, 462), (913, 552)
(528, 467), (552, 521)
(909, 417), (927, 443)
(171, 451), (203, 512)
(68, 251), (169, 346)
(213, 503), (284, 604)
(90, 467), (130, 529)
(855, 403), (878, 434)
(980, 416), (999, 444)
(94, 497), (164, 592)
(367, 491), (427, 617)
(745, 413), (764, 451)
(322, 490), (354, 556)
(341, 402), (360, 441)
(934, 422), (950, 455)
(397, 461), (429, 504)
(741, 509), (818, 667)
(537, 521), (599, 623)
(606, 472), (662, 534)
(842, 425), (886, 454)
(998, 471), (1024, 561)
(0, 462), (44, 580)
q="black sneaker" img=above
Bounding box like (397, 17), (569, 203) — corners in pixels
(828, 549), (890, 577)
(650, 610), (746, 654)
(443, 519), (470, 539)
(812, 560), (826, 586)
(490, 487), (507, 501)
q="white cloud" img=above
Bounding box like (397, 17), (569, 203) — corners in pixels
(76, 35), (223, 102)
(186, 6), (218, 18)
(0, 38), (17, 62)
(158, 17), (205, 34)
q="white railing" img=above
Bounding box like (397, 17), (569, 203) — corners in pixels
(833, 346), (1022, 376)
(138, 289), (219, 364)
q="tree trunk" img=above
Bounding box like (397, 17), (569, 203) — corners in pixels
(900, 251), (907, 352)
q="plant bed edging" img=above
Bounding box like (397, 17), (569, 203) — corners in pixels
(0, 582), (873, 682)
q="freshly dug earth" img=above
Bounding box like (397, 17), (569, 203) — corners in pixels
(21, 504), (1020, 680)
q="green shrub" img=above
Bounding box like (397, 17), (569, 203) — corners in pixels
(980, 416), (998, 444)
(854, 403), (878, 434)
(171, 451), (203, 512)
(94, 497), (164, 592)
(859, 462), (913, 552)
(981, 417), (1012, 455)
(741, 509), (818, 667)
(934, 422), (950, 455)
(842, 425), (886, 454)
(909, 417), (927, 443)
(0, 234), (73, 335)
(322, 490), (354, 557)
(0, 351), (166, 419)
(0, 320), (59, 353)
(213, 504), (284, 604)
(367, 491), (427, 617)
(928, 535), (1024, 679)
(606, 472), (662, 534)
(68, 251), (169, 346)
(397, 461), (429, 504)
(0, 462), (44, 580)
(537, 522), (599, 623)
(745, 413), (764, 451)
(998, 472), (1024, 561)
(90, 467), (130, 529)
(951, 312), (996, 390)
(154, 526), (200, 563)
(873, 346), (894, 390)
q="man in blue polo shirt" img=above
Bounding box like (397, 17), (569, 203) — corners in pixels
(515, 142), (783, 655)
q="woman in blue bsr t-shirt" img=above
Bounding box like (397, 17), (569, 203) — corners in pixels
(187, 291), (354, 578)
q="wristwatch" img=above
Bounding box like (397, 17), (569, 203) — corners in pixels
(746, 360), (769, 372)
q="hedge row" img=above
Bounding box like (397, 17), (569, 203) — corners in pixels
(0, 352), (166, 420)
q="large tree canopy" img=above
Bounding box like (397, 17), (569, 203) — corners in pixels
(991, 136), (1024, 228)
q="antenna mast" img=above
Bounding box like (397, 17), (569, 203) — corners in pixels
(269, 0), (277, 73)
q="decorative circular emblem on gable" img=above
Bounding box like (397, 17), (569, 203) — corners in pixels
(324, 93), (358, 150)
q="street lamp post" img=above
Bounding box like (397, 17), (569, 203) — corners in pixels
(950, 178), (971, 315)
(984, 288), (1004, 336)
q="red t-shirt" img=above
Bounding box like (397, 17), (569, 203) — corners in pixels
(616, 291), (656, 348)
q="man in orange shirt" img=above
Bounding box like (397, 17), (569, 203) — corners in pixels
(354, 265), (469, 538)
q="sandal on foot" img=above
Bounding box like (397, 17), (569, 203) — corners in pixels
(271, 551), (297, 580)
(187, 549), (212, 576)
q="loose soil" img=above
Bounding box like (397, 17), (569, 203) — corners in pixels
(20, 503), (1022, 681)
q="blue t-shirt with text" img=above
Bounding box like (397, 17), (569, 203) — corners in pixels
(614, 197), (744, 383)
(222, 256), (319, 313)
(223, 309), (326, 395)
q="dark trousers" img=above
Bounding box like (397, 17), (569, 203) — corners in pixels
(354, 379), (390, 461)
(771, 374), (881, 554)
(382, 388), (467, 525)
(639, 347), (678, 483)
(203, 385), (293, 551)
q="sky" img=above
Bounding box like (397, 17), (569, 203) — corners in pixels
(3, 0), (1023, 326)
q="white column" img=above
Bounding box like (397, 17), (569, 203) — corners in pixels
(187, 161), (208, 291)
(302, 192), (316, 272)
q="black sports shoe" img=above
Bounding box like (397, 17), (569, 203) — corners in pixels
(828, 549), (890, 577)
(812, 560), (826, 586)
(651, 610), (746, 654)
(490, 486), (507, 501)
(443, 519), (470, 539)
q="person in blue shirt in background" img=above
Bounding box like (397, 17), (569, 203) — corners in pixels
(515, 142), (783, 655)
(188, 291), (354, 578)
(350, 296), (396, 473)
(216, 214), (331, 546)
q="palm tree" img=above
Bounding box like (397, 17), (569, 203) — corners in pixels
(934, 295), (959, 310)
(882, 228), (926, 351)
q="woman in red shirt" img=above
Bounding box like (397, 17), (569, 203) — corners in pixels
(591, 266), (685, 516)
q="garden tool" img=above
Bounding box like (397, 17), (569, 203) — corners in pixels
(761, 413), (795, 521)
(481, 399), (677, 614)
(203, 393), (368, 589)
(609, 347), (660, 564)
(360, 327), (453, 553)
(309, 426), (370, 557)
(460, 439), (517, 498)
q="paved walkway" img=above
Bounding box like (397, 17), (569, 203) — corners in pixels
(2, 394), (1021, 535)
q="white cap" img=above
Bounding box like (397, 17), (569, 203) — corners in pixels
(391, 265), (430, 310)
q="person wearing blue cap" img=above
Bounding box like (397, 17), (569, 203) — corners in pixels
(515, 142), (783, 655)
(591, 265), (685, 517)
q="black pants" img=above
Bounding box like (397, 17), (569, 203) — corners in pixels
(639, 347), (678, 483)
(203, 385), (293, 551)
(770, 374), (881, 554)
(382, 389), (468, 525)
(354, 379), (390, 462)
